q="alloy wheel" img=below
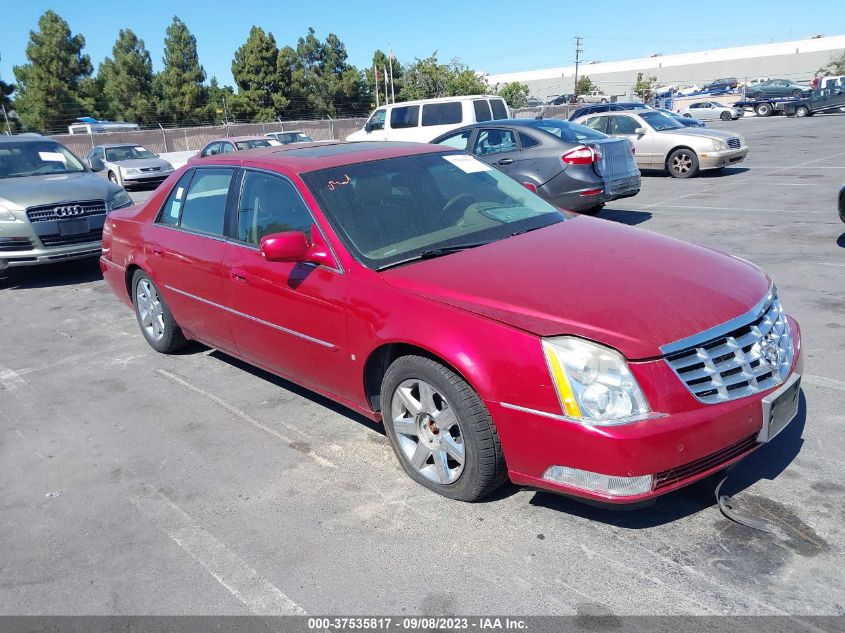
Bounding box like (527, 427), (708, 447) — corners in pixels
(390, 378), (465, 485)
(136, 278), (165, 341)
(671, 152), (693, 175)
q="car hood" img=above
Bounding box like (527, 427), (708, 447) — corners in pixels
(110, 157), (172, 169)
(381, 218), (770, 360)
(0, 171), (123, 210)
(662, 128), (738, 141)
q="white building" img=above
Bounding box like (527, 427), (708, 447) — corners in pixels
(486, 35), (845, 101)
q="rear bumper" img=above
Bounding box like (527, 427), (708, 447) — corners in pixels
(491, 318), (802, 505)
(541, 170), (640, 211)
(699, 148), (748, 170)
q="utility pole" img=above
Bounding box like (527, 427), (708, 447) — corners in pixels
(1, 104), (10, 135)
(573, 36), (583, 102)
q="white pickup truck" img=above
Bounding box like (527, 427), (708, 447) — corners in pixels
(576, 90), (611, 104)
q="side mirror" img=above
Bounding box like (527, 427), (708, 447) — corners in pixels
(260, 231), (335, 268)
(90, 158), (105, 172)
(364, 121), (373, 133)
(634, 127), (647, 135)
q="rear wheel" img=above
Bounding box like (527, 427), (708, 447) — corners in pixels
(792, 89), (803, 98)
(755, 102), (772, 117)
(381, 355), (507, 502)
(132, 270), (188, 353)
(600, 98), (608, 103)
(795, 106), (810, 118)
(683, 113), (692, 118)
(667, 148), (699, 178)
(720, 111), (732, 121)
(753, 91), (764, 100)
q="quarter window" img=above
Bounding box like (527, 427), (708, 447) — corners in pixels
(390, 105), (420, 128)
(179, 168), (234, 236)
(519, 133), (540, 148)
(422, 102), (463, 126)
(220, 142), (235, 154)
(157, 171), (194, 226)
(473, 99), (492, 122)
(237, 171), (313, 245)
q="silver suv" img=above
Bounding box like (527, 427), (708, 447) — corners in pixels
(0, 136), (133, 270)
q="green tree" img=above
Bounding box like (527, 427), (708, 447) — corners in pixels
(154, 16), (207, 124)
(206, 76), (238, 123)
(575, 75), (595, 95)
(232, 26), (288, 121)
(497, 82), (530, 108)
(818, 51), (845, 75)
(98, 29), (154, 123)
(399, 52), (488, 101)
(12, 10), (93, 132)
(365, 49), (404, 106)
(0, 55), (15, 132)
(633, 72), (657, 101)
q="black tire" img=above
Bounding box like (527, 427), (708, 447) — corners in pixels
(131, 269), (188, 353)
(795, 105), (809, 118)
(720, 111), (732, 121)
(755, 103), (772, 117)
(108, 171), (118, 184)
(753, 91), (764, 100)
(683, 113), (692, 118)
(381, 355), (507, 502)
(792, 89), (803, 98)
(579, 204), (604, 216)
(600, 98), (608, 103)
(667, 148), (699, 178)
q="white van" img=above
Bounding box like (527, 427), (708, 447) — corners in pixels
(347, 95), (510, 143)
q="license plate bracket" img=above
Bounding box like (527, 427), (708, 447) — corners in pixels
(58, 218), (90, 236)
(757, 373), (801, 443)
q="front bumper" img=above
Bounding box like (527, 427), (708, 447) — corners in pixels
(122, 171), (172, 187)
(699, 147), (749, 170)
(0, 241), (101, 268)
(490, 317), (802, 505)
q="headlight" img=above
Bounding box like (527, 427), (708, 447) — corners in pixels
(712, 139), (728, 151)
(122, 167), (140, 175)
(542, 336), (651, 425)
(163, 163), (174, 171)
(108, 190), (133, 211)
(0, 205), (17, 222)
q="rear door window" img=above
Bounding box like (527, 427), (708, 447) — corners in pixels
(390, 105), (420, 129)
(178, 168), (235, 236)
(473, 129), (518, 156)
(473, 99), (492, 122)
(422, 102), (463, 126)
(489, 99), (508, 120)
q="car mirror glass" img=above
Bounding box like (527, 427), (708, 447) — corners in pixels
(635, 127), (647, 135)
(90, 158), (105, 172)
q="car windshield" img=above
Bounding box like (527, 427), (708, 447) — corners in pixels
(0, 140), (86, 178)
(105, 146), (156, 161)
(639, 111), (684, 131)
(278, 133), (312, 143)
(710, 102), (726, 107)
(525, 120), (607, 143)
(235, 139), (276, 150)
(301, 151), (566, 270)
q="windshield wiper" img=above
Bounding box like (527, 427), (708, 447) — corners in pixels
(419, 241), (493, 259)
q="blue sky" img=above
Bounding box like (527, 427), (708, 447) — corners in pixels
(1, 0), (843, 86)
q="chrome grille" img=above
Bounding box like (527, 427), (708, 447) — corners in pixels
(727, 138), (741, 149)
(664, 291), (793, 404)
(140, 167), (161, 172)
(26, 200), (107, 223)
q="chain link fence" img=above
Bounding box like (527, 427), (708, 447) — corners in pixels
(50, 118), (368, 158)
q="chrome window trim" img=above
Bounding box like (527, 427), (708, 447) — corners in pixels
(660, 284), (775, 356)
(163, 284), (337, 349)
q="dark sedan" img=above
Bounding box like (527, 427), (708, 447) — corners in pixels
(431, 119), (640, 215)
(747, 79), (809, 99)
(567, 102), (650, 121)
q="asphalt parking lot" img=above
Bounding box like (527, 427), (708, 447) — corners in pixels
(1, 115), (844, 617)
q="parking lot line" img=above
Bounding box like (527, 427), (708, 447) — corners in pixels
(0, 362), (26, 391)
(155, 368), (336, 469)
(130, 484), (307, 616)
(804, 375), (845, 392)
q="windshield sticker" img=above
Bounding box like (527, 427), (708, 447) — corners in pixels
(39, 152), (67, 162)
(134, 146), (146, 152)
(327, 174), (351, 191)
(443, 154), (492, 173)
(175, 187), (185, 200)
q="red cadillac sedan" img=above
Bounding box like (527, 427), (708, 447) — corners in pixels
(100, 141), (803, 505)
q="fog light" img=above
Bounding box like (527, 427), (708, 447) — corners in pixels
(542, 465), (653, 497)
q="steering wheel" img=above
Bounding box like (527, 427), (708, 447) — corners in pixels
(441, 194), (474, 224)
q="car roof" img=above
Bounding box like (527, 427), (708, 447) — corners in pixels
(96, 143), (149, 149)
(371, 95), (505, 109)
(210, 136), (270, 143)
(192, 141), (450, 173)
(0, 135), (52, 144)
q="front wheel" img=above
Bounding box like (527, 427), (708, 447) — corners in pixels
(600, 98), (608, 103)
(755, 103), (772, 117)
(753, 91), (764, 100)
(132, 270), (188, 353)
(795, 106), (810, 118)
(720, 111), (732, 121)
(792, 89), (803, 98)
(381, 355), (507, 501)
(108, 171), (119, 185)
(667, 148), (699, 178)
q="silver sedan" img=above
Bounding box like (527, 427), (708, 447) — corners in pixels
(574, 110), (749, 178)
(678, 101), (744, 121)
(86, 144), (174, 189)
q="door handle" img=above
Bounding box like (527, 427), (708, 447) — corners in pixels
(496, 158), (514, 165)
(230, 269), (250, 284)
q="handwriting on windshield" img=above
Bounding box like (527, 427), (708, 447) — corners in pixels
(327, 174), (351, 190)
